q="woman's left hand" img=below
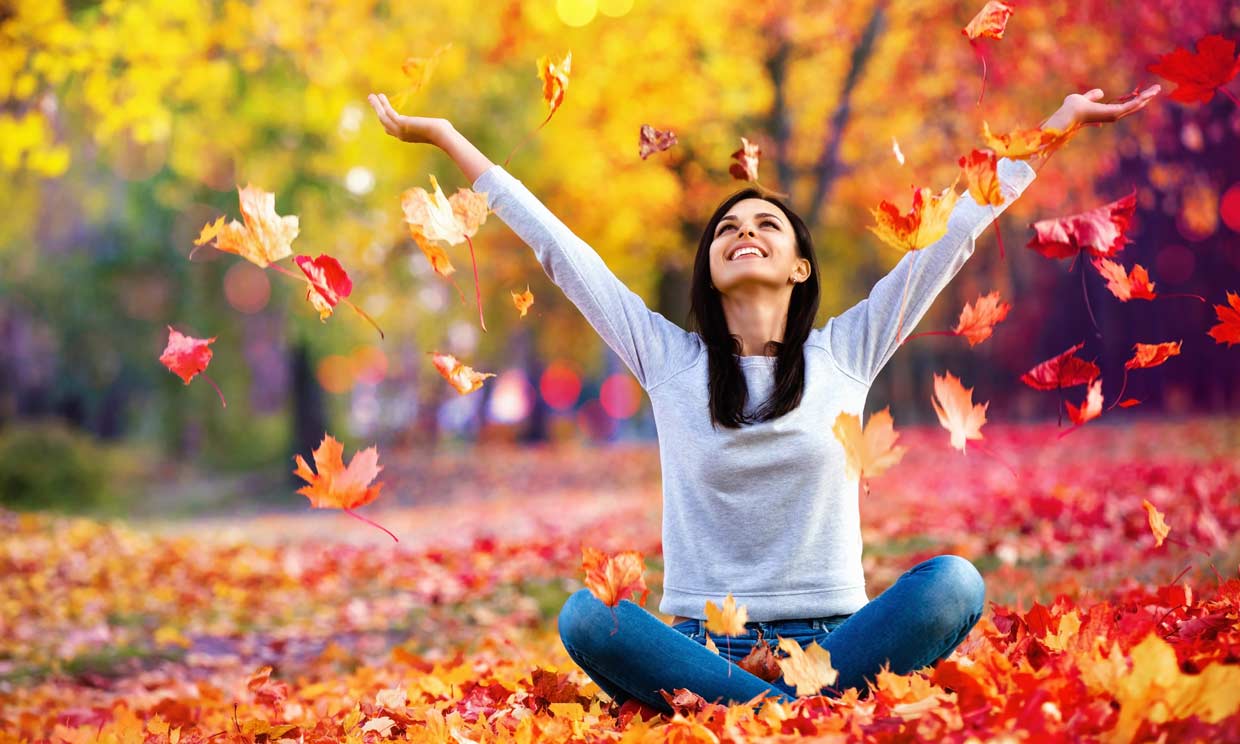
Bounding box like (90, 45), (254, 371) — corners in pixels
(1041, 84), (1161, 131)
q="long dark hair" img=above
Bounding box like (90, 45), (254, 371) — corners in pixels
(688, 189), (821, 429)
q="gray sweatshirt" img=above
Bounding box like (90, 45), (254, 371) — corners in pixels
(473, 158), (1036, 621)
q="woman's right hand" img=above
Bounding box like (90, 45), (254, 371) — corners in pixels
(367, 92), (450, 146)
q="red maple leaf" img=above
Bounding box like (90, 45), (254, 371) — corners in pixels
(1207, 291), (1240, 346)
(1020, 343), (1100, 390)
(159, 326), (226, 407)
(1147, 33), (1240, 105)
(1027, 190), (1138, 259)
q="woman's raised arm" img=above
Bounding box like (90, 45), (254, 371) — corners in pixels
(367, 93), (700, 391)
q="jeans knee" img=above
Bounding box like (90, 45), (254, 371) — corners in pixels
(558, 588), (604, 653)
(925, 554), (986, 625)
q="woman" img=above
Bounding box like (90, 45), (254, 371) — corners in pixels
(367, 84), (1158, 713)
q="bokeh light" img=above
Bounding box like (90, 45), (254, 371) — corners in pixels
(598, 0), (634, 16)
(1154, 244), (1195, 285)
(351, 345), (388, 385)
(576, 399), (617, 440)
(316, 354), (354, 394)
(223, 261), (270, 314)
(1220, 182), (1240, 234)
(1176, 181), (1218, 242)
(488, 369), (534, 424)
(540, 360), (582, 410)
(599, 372), (641, 419)
(556, 0), (596, 26)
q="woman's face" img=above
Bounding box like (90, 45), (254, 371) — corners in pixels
(709, 198), (809, 295)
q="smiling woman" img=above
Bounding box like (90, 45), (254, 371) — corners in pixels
(366, 81), (1159, 715)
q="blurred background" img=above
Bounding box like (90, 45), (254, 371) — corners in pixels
(1, 0), (1237, 517)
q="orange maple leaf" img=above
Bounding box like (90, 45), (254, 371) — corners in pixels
(1207, 291), (1240, 346)
(775, 638), (838, 696)
(538, 51), (572, 116)
(1141, 499), (1170, 548)
(1094, 257), (1157, 301)
(292, 434), (395, 541)
(392, 43), (451, 109)
(193, 185), (299, 268)
(930, 371), (988, 453)
(1065, 378), (1103, 426)
(868, 181), (960, 252)
(1125, 341), (1182, 371)
(831, 408), (907, 482)
(704, 593), (748, 637)
(738, 637), (783, 682)
(954, 290), (1011, 346)
(430, 351), (496, 395)
(581, 546), (648, 607)
(962, 1), (1013, 41)
(959, 149), (1003, 206)
(981, 120), (1080, 160)
(511, 286), (535, 317)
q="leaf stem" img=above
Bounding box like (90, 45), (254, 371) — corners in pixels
(201, 372), (227, 408)
(344, 298), (385, 340)
(465, 236), (487, 333)
(344, 508), (399, 542)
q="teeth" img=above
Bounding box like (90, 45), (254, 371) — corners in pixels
(731, 247), (763, 260)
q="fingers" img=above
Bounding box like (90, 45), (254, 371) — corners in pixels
(368, 93), (399, 135)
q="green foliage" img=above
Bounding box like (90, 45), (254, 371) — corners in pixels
(0, 421), (113, 512)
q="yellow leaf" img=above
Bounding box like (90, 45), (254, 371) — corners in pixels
(832, 408), (908, 482)
(1112, 632), (1240, 742)
(868, 181), (960, 252)
(775, 637), (838, 696)
(704, 592), (748, 636)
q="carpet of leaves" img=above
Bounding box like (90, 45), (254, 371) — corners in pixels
(2, 419), (1239, 743)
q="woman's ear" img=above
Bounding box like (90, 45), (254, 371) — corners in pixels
(790, 257), (811, 284)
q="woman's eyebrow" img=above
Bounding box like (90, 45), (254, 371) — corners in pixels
(718, 212), (783, 225)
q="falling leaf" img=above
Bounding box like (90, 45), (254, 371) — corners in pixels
(1020, 343), (1100, 390)
(193, 185), (299, 268)
(954, 290), (1011, 346)
(1065, 378), (1103, 426)
(981, 120), (1080, 160)
(962, 1), (1014, 40)
(1146, 34), (1240, 104)
(430, 352), (495, 395)
(402, 175), (468, 248)
(1125, 341), (1182, 370)
(868, 181), (961, 252)
(930, 371), (989, 453)
(159, 326), (226, 407)
(293, 434), (395, 541)
(1118, 398), (1142, 408)
(450, 187), (490, 238)
(293, 435), (383, 510)
(1093, 257), (1157, 301)
(581, 546), (648, 607)
(538, 51), (572, 117)
(512, 286), (535, 317)
(160, 327), (215, 384)
(638, 125), (678, 159)
(1141, 500), (1170, 548)
(959, 149), (1002, 206)
(393, 43), (451, 108)
(831, 408), (907, 482)
(738, 635), (783, 682)
(1027, 190), (1138, 259)
(892, 136), (905, 166)
(294, 254), (353, 320)
(1207, 291), (1240, 346)
(704, 593), (748, 637)
(775, 638), (838, 696)
(728, 136), (761, 182)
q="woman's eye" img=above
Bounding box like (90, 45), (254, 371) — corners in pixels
(763, 220), (778, 229)
(717, 225), (735, 235)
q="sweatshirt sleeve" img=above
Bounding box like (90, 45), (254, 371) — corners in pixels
(818, 157), (1037, 385)
(472, 165), (701, 391)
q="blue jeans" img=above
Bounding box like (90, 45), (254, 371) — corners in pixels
(557, 554), (985, 713)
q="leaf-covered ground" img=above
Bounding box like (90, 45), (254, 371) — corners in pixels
(3, 419), (1240, 742)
